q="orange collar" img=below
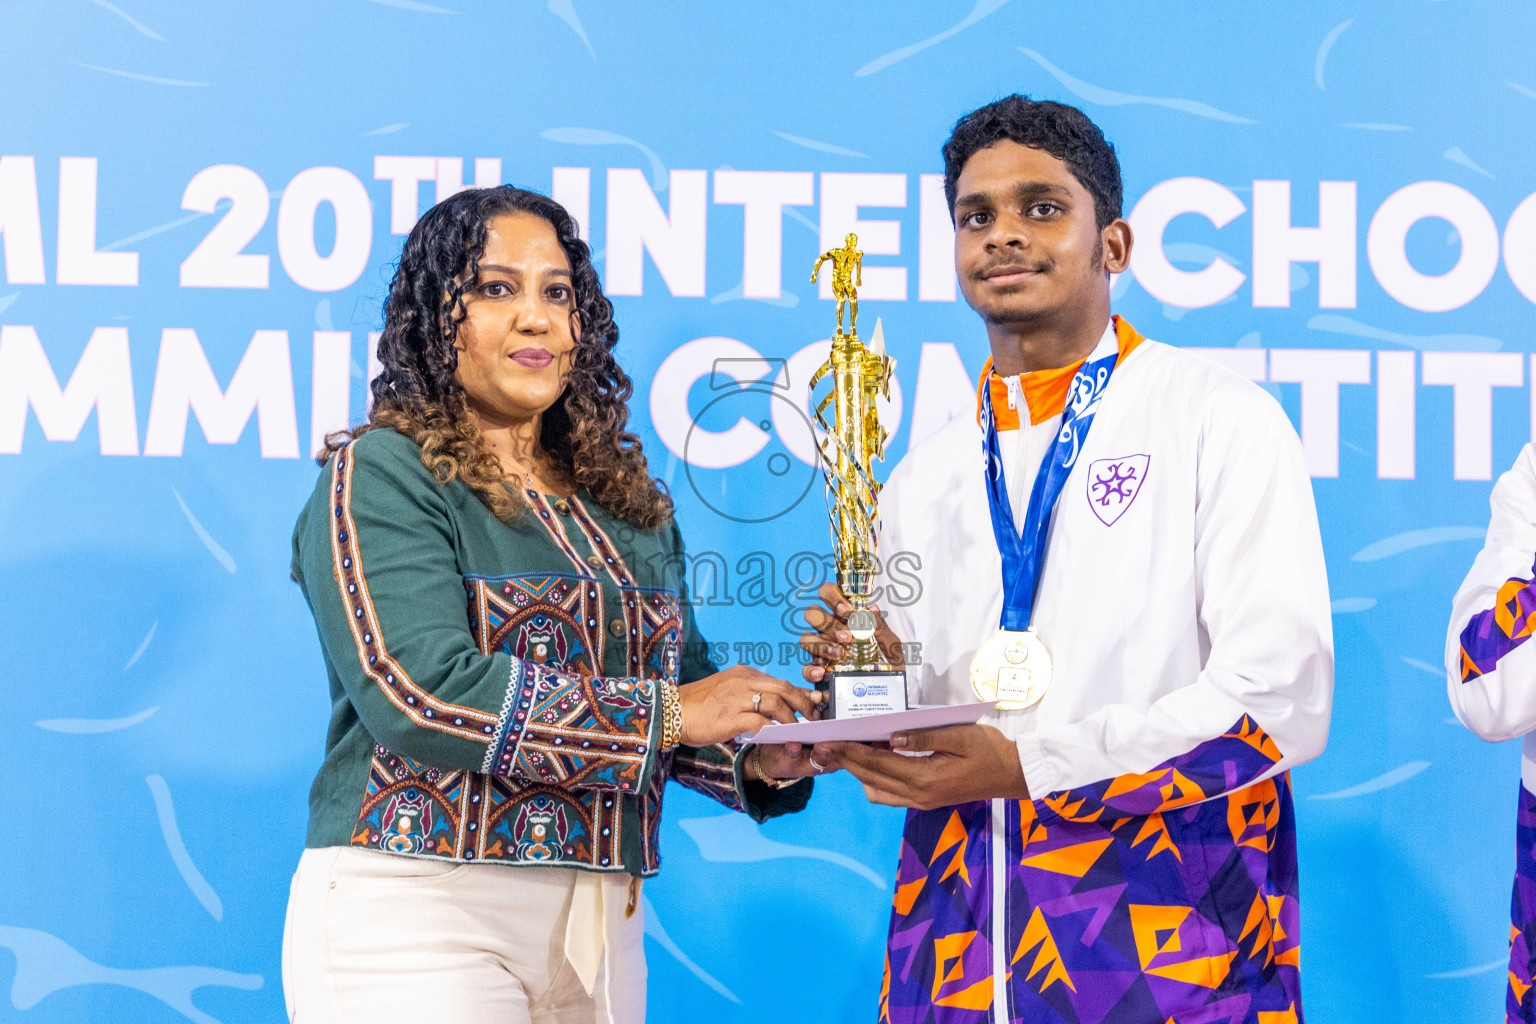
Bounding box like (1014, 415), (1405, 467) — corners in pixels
(975, 316), (1144, 430)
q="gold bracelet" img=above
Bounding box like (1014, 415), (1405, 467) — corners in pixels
(749, 744), (796, 789)
(659, 679), (683, 750)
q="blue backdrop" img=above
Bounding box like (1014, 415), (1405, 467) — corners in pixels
(3, 2), (1534, 1021)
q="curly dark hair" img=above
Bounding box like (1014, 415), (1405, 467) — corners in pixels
(942, 95), (1122, 230)
(321, 185), (673, 530)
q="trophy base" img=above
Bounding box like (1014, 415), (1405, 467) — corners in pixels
(820, 668), (909, 720)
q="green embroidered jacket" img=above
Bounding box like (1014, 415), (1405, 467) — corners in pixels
(291, 428), (811, 876)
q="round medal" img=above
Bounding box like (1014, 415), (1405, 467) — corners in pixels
(969, 628), (1052, 710)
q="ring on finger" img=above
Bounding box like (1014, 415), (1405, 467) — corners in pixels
(808, 755), (828, 773)
(752, 692), (762, 713)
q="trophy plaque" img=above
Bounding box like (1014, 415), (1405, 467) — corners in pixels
(808, 233), (908, 719)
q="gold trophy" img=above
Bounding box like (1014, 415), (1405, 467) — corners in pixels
(808, 234), (908, 719)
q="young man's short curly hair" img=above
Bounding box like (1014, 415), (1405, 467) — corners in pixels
(942, 95), (1122, 230)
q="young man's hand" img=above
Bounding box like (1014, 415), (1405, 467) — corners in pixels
(812, 724), (1029, 810)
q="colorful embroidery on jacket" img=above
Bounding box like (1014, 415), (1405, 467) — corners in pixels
(470, 572), (602, 675)
(352, 746), (618, 865)
(881, 715), (1301, 1024)
(672, 743), (748, 813)
(334, 443), (746, 874)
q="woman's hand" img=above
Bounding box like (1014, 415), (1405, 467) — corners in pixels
(797, 582), (907, 684)
(677, 665), (823, 747)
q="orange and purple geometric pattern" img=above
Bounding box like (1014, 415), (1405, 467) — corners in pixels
(882, 715), (1301, 1023)
(1507, 784), (1536, 1023)
(1459, 557), (1536, 683)
(1459, 567), (1536, 1021)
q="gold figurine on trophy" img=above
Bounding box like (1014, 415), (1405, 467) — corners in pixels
(807, 234), (908, 718)
(812, 232), (862, 338)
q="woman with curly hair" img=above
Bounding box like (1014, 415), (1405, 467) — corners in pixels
(281, 185), (824, 1024)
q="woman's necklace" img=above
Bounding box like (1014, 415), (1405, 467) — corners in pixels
(507, 456), (536, 494)
(496, 442), (538, 495)
(504, 445), (566, 499)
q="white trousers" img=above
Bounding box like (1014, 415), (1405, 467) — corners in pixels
(282, 847), (646, 1024)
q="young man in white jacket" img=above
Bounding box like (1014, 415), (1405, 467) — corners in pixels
(799, 96), (1334, 1023)
(1445, 443), (1536, 1024)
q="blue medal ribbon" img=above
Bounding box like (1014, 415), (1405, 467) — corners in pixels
(980, 346), (1120, 630)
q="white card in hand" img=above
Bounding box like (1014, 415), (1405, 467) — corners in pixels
(745, 701), (996, 745)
